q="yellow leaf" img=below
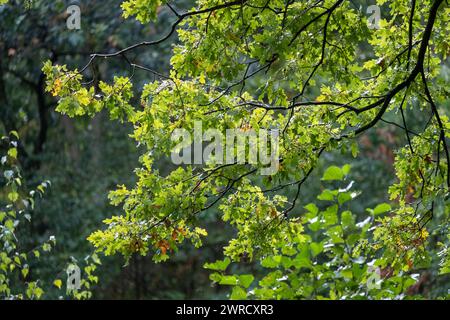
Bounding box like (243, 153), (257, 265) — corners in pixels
(8, 148), (17, 159)
(52, 78), (62, 96)
(195, 227), (208, 236)
(76, 88), (91, 106)
(199, 73), (206, 85)
(53, 279), (62, 289)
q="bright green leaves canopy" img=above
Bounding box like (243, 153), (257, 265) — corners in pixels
(208, 167), (420, 300)
(42, 0), (450, 298)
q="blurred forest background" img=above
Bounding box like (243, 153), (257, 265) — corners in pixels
(0, 0), (448, 299)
